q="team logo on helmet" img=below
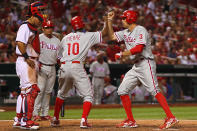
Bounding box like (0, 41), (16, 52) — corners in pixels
(42, 19), (54, 28)
(28, 1), (47, 22)
(120, 10), (138, 24)
(71, 16), (85, 30)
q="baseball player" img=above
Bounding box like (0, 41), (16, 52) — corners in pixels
(33, 20), (60, 121)
(107, 10), (178, 129)
(89, 52), (110, 105)
(13, 1), (47, 130)
(50, 16), (108, 128)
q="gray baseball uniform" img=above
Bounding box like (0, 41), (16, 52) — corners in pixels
(89, 61), (110, 104)
(57, 31), (102, 103)
(114, 25), (160, 96)
(33, 33), (60, 117)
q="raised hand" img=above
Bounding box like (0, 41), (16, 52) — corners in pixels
(108, 11), (115, 20)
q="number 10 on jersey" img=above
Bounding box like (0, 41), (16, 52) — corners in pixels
(67, 43), (79, 55)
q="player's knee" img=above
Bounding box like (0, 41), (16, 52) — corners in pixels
(150, 89), (160, 96)
(117, 88), (128, 96)
(83, 96), (93, 103)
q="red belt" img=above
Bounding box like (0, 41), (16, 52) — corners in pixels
(17, 55), (38, 60)
(61, 61), (80, 64)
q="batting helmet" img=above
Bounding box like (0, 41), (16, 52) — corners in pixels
(28, 1), (47, 22)
(71, 16), (85, 30)
(42, 20), (54, 28)
(120, 10), (138, 24)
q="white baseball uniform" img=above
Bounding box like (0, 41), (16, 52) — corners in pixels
(114, 25), (160, 96)
(15, 23), (40, 126)
(89, 61), (110, 104)
(33, 33), (60, 117)
(57, 31), (102, 103)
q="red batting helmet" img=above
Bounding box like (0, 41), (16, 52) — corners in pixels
(42, 20), (54, 28)
(120, 10), (138, 24)
(71, 16), (85, 30)
(29, 1), (47, 22)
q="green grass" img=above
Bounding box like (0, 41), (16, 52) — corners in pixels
(0, 106), (197, 120)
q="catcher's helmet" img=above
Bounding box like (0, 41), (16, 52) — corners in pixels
(29, 1), (47, 22)
(71, 16), (85, 30)
(120, 10), (138, 24)
(42, 20), (54, 28)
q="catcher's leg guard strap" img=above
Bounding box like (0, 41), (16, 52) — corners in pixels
(26, 84), (40, 120)
(31, 84), (40, 99)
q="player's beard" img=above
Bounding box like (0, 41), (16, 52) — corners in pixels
(46, 34), (52, 38)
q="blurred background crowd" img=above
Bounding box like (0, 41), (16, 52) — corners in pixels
(0, 0), (197, 65)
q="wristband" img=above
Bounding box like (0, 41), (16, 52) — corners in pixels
(22, 53), (29, 60)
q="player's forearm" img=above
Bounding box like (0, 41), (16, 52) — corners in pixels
(101, 20), (108, 37)
(107, 20), (116, 40)
(17, 41), (27, 54)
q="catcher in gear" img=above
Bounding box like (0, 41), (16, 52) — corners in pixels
(107, 10), (178, 129)
(13, 1), (47, 130)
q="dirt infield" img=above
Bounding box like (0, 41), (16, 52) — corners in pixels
(1, 119), (197, 131)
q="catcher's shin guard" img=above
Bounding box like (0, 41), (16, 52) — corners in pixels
(26, 84), (40, 120)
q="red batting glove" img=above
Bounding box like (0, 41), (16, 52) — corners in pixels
(115, 52), (122, 60)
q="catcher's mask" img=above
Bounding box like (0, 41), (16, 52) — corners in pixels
(28, 1), (47, 22)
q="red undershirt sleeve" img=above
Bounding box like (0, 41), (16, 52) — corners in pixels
(129, 44), (145, 55)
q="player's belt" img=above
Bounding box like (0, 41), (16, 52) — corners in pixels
(20, 86), (31, 91)
(61, 61), (80, 64)
(94, 76), (105, 79)
(17, 54), (38, 60)
(40, 62), (55, 66)
(134, 58), (144, 63)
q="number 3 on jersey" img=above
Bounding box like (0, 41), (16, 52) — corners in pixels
(67, 42), (79, 55)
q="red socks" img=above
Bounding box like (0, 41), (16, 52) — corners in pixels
(81, 101), (92, 119)
(120, 95), (135, 122)
(54, 97), (64, 120)
(155, 92), (174, 118)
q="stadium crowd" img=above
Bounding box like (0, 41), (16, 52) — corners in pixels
(0, 0), (197, 65)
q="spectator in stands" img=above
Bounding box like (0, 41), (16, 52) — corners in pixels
(177, 49), (189, 65)
(0, 0), (196, 65)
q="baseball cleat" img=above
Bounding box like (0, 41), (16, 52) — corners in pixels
(80, 118), (92, 128)
(116, 119), (138, 128)
(33, 115), (41, 121)
(20, 120), (39, 130)
(51, 117), (60, 127)
(13, 122), (21, 128)
(160, 117), (179, 129)
(41, 115), (52, 121)
(13, 117), (21, 128)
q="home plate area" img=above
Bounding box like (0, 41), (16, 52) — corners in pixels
(1, 119), (197, 131)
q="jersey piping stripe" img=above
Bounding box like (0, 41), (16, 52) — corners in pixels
(114, 32), (120, 42)
(99, 31), (102, 43)
(147, 59), (158, 94)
